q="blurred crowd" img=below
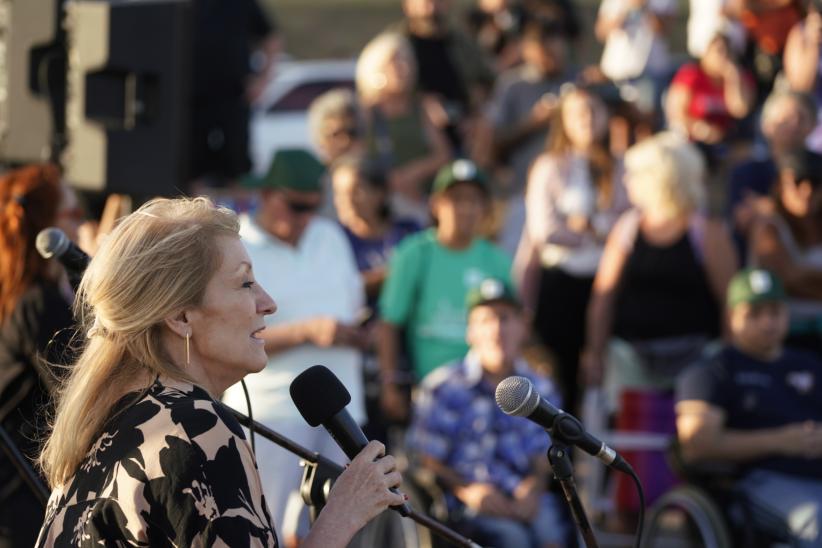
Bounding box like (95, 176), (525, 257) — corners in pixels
(3, 0), (822, 546)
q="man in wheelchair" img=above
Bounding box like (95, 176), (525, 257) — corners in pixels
(675, 268), (822, 546)
(407, 277), (570, 547)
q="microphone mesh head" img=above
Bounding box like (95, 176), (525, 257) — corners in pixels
(290, 365), (351, 427)
(495, 376), (539, 417)
(35, 228), (67, 259)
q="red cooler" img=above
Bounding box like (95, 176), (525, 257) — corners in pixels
(614, 389), (678, 512)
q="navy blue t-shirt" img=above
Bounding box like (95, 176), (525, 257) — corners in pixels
(725, 156), (777, 261)
(677, 345), (822, 479)
(340, 219), (420, 308)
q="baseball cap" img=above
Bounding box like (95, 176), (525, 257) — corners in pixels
(466, 278), (521, 310)
(727, 268), (786, 309)
(432, 159), (490, 195)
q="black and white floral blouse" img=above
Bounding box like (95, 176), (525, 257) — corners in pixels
(37, 377), (278, 547)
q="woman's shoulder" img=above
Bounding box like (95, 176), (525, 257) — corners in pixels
(530, 152), (564, 176)
(526, 153), (566, 192)
(80, 377), (248, 476)
(609, 209), (643, 249)
(142, 378), (247, 444)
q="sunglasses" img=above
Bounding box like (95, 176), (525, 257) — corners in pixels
(324, 126), (359, 140)
(284, 198), (320, 214)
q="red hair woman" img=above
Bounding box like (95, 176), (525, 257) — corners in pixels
(0, 165), (82, 547)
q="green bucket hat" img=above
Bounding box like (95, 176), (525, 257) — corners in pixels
(727, 268), (786, 309)
(432, 159), (490, 195)
(245, 149), (325, 192)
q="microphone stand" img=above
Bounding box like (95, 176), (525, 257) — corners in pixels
(0, 423), (50, 506)
(226, 406), (481, 548)
(548, 417), (599, 548)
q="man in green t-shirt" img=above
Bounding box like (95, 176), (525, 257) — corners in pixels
(377, 159), (512, 421)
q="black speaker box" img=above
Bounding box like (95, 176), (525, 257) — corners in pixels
(63, 0), (191, 197)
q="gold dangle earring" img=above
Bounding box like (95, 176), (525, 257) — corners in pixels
(185, 332), (191, 368)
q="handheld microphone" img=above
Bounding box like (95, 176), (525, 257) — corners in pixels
(496, 376), (633, 475)
(36, 227), (90, 290)
(290, 365), (412, 516)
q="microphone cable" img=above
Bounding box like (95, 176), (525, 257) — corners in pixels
(240, 378), (257, 454)
(628, 465), (645, 548)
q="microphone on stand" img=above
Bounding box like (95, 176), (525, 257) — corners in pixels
(35, 227), (90, 290)
(290, 364), (412, 516)
(496, 375), (634, 475)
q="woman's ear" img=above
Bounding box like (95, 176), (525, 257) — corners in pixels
(163, 310), (191, 339)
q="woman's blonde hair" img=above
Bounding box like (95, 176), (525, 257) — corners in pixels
(39, 197), (239, 487)
(625, 132), (707, 219)
(356, 32), (417, 104)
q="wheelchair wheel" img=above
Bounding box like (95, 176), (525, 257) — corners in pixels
(641, 485), (733, 548)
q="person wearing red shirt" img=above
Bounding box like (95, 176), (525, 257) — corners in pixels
(666, 32), (755, 145)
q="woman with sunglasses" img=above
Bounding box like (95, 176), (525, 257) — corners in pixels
(0, 165), (84, 546)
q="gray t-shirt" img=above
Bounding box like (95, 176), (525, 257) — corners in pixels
(486, 65), (573, 194)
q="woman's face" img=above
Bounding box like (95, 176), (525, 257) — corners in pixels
(381, 50), (415, 95)
(625, 168), (652, 211)
(702, 36), (730, 76)
(332, 165), (384, 226)
(319, 114), (359, 164)
(562, 92), (607, 151)
(184, 236), (276, 392)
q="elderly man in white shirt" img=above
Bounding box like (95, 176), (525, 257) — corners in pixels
(222, 148), (368, 545)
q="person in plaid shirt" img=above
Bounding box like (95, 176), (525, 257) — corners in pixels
(408, 277), (569, 548)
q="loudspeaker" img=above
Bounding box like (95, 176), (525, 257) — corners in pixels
(0, 0), (66, 164)
(63, 0), (191, 197)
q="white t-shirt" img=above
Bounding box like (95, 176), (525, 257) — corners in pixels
(222, 215), (366, 424)
(599, 0), (677, 81)
(526, 153), (629, 276)
(687, 0), (745, 58)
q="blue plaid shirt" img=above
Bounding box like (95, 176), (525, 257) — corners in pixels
(408, 352), (562, 497)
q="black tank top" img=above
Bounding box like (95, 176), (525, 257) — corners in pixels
(613, 228), (719, 341)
